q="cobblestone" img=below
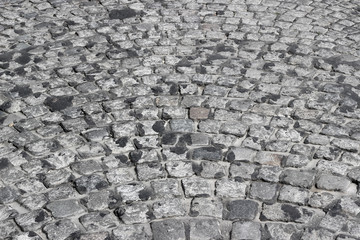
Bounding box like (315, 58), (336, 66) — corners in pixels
(1, 0), (359, 238)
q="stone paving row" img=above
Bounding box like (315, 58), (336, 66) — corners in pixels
(0, 0), (359, 239)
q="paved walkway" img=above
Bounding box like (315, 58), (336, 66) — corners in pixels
(0, 0), (360, 239)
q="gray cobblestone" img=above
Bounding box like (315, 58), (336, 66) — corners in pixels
(316, 174), (352, 192)
(250, 181), (278, 202)
(224, 199), (259, 221)
(1, 0), (360, 238)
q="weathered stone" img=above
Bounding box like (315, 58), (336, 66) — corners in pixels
(230, 161), (258, 180)
(116, 182), (152, 202)
(254, 151), (285, 166)
(192, 147), (223, 161)
(15, 209), (51, 231)
(224, 200), (259, 220)
(301, 228), (335, 240)
(151, 220), (185, 240)
(197, 161), (226, 179)
(112, 122), (137, 138)
(318, 212), (347, 232)
(258, 166), (282, 182)
(25, 139), (60, 156)
(84, 190), (110, 211)
(43, 219), (81, 240)
(215, 179), (247, 198)
(71, 160), (103, 175)
(79, 211), (117, 232)
(281, 169), (316, 188)
(166, 161), (194, 178)
(189, 107), (210, 120)
(265, 223), (302, 240)
(308, 192), (336, 209)
(182, 177), (212, 197)
(150, 179), (181, 198)
(118, 202), (149, 224)
(278, 185), (310, 205)
(45, 149), (78, 169)
(0, 205), (17, 221)
(76, 142), (106, 159)
(332, 138), (360, 152)
(261, 203), (323, 224)
(189, 219), (223, 240)
(43, 169), (73, 187)
(13, 231), (43, 240)
(170, 119), (194, 132)
(153, 198), (186, 218)
(316, 174), (351, 192)
(314, 145), (342, 160)
(78, 232), (110, 240)
(190, 198), (223, 218)
(106, 168), (135, 185)
(226, 147), (257, 162)
(250, 181), (278, 202)
(0, 220), (19, 239)
(136, 162), (166, 181)
(348, 220), (360, 238)
(220, 121), (248, 137)
(113, 224), (152, 240)
(45, 184), (76, 201)
(317, 160), (350, 175)
(46, 199), (85, 218)
(0, 186), (19, 203)
(232, 221), (261, 240)
(283, 154), (310, 168)
(75, 174), (109, 194)
(190, 133), (209, 145)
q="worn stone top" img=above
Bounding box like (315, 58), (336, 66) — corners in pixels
(0, 0), (359, 239)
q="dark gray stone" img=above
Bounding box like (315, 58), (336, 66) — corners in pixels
(224, 200), (259, 220)
(192, 147), (223, 161)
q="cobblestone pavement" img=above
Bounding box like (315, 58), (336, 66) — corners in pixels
(0, 0), (360, 239)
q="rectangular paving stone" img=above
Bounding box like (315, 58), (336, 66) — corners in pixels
(182, 177), (212, 198)
(316, 173), (351, 192)
(261, 203), (324, 224)
(281, 169), (316, 188)
(151, 220), (185, 240)
(189, 107), (210, 120)
(46, 199), (85, 218)
(224, 199), (259, 220)
(190, 198), (223, 218)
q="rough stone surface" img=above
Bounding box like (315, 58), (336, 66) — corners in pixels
(189, 107), (210, 120)
(1, 1), (360, 239)
(43, 220), (80, 240)
(232, 221), (262, 240)
(151, 220), (185, 240)
(46, 200), (85, 218)
(182, 177), (212, 198)
(224, 200), (259, 220)
(250, 181), (278, 202)
(316, 174), (352, 192)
